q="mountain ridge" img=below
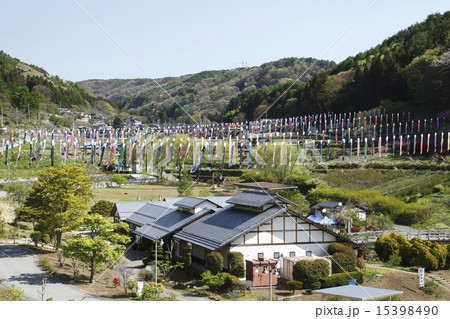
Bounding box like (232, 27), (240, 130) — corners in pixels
(79, 57), (336, 123)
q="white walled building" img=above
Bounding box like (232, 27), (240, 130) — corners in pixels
(174, 191), (352, 278)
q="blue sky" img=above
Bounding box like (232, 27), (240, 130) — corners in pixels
(1, 0), (449, 82)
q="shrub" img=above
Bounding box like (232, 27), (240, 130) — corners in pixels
(201, 271), (228, 292)
(30, 231), (42, 247)
(139, 282), (165, 300)
(428, 242), (447, 270)
(374, 235), (399, 261)
(41, 257), (54, 273)
(310, 281), (321, 290)
(357, 247), (370, 260)
(319, 271), (363, 288)
(416, 250), (438, 272)
(227, 252), (245, 278)
(222, 272), (238, 290)
(127, 279), (138, 293)
(112, 277), (121, 287)
(42, 233), (50, 245)
(328, 243), (357, 274)
(328, 243), (354, 255)
(286, 280), (303, 294)
(331, 252), (357, 273)
(293, 259), (330, 286)
(356, 257), (366, 270)
(206, 251), (223, 274)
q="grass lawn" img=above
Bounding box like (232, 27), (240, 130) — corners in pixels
(92, 182), (237, 203)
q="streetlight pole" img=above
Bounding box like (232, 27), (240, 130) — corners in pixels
(263, 263), (279, 301)
(155, 239), (164, 285)
(155, 240), (158, 285)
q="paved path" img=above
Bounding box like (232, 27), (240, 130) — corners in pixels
(0, 244), (105, 301)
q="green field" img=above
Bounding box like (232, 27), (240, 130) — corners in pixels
(91, 182), (237, 204)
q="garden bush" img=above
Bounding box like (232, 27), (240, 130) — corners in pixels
(227, 252), (245, 278)
(30, 231), (42, 247)
(206, 251), (224, 274)
(374, 235), (399, 261)
(376, 235), (448, 271)
(286, 280), (303, 294)
(310, 281), (321, 290)
(328, 243), (354, 255)
(356, 257), (366, 270)
(201, 271), (236, 292)
(331, 252), (357, 273)
(328, 243), (357, 273)
(357, 247), (370, 260)
(293, 259), (330, 286)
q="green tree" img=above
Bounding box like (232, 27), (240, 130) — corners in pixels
(23, 164), (93, 246)
(177, 170), (193, 196)
(89, 200), (114, 217)
(112, 116), (124, 129)
(112, 174), (127, 188)
(5, 181), (31, 206)
(62, 213), (130, 283)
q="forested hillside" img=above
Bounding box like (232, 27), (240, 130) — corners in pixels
(223, 12), (450, 121)
(79, 58), (335, 124)
(0, 51), (116, 126)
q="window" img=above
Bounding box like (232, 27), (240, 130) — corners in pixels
(306, 251), (312, 257)
(273, 252), (280, 259)
(289, 251), (296, 257)
(257, 253), (264, 259)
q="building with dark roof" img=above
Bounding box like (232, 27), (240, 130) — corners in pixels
(311, 201), (346, 217)
(121, 196), (228, 250)
(174, 191), (351, 276)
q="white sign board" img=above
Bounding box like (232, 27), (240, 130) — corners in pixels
(418, 268), (425, 287)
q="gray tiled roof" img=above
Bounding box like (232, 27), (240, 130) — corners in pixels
(126, 203), (172, 226)
(134, 207), (213, 241)
(173, 196), (208, 209)
(114, 202), (147, 221)
(174, 204), (287, 251)
(156, 196), (232, 209)
(311, 201), (345, 210)
(225, 190), (278, 207)
(225, 190), (297, 208)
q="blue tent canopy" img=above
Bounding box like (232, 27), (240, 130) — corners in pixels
(307, 215), (339, 225)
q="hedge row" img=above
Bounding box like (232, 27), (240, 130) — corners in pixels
(293, 259), (330, 287)
(375, 234), (449, 271)
(319, 271), (364, 288)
